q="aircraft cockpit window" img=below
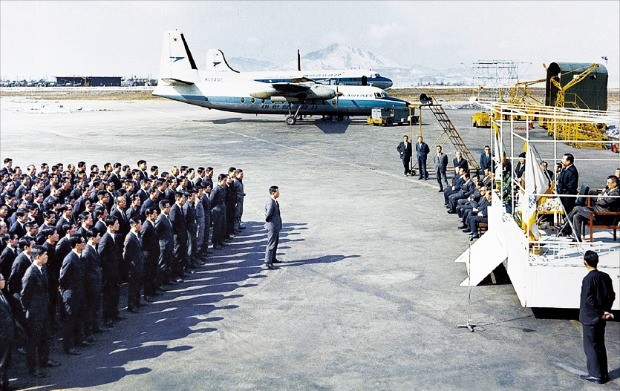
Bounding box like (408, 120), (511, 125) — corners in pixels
(374, 92), (384, 99)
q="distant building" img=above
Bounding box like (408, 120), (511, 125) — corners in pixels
(55, 76), (122, 87)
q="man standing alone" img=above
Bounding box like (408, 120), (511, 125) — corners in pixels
(433, 145), (449, 192)
(396, 135), (412, 176)
(264, 186), (282, 270)
(415, 135), (430, 180)
(579, 250), (615, 385)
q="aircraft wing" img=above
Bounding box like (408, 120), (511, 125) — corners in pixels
(271, 82), (313, 94)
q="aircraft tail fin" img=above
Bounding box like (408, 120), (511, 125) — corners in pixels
(206, 49), (239, 73)
(157, 29), (199, 85)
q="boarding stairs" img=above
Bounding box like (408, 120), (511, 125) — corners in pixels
(423, 97), (481, 172)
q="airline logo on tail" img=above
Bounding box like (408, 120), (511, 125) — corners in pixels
(170, 56), (185, 63)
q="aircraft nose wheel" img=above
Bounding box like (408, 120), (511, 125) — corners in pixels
(286, 116), (296, 125)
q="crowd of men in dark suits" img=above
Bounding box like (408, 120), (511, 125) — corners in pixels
(0, 157), (246, 387)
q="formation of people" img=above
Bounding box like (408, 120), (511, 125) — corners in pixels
(0, 158), (252, 386)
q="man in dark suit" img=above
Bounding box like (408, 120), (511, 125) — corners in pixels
(40, 228), (61, 329)
(396, 135), (413, 176)
(447, 172), (476, 213)
(209, 174), (227, 250)
(141, 207), (160, 302)
(183, 190), (199, 269)
(155, 201), (174, 287)
(480, 145), (493, 173)
(0, 235), (18, 293)
(556, 152), (579, 214)
(433, 145), (449, 192)
(59, 234), (90, 355)
(82, 230), (104, 336)
(264, 186), (282, 270)
(110, 196), (130, 282)
(415, 135), (431, 180)
(466, 189), (492, 241)
(579, 250), (615, 385)
(452, 151), (469, 178)
(567, 175), (620, 240)
(8, 239), (34, 322)
(21, 246), (60, 378)
(0, 272), (15, 389)
(169, 192), (188, 280)
(99, 217), (123, 327)
(124, 219), (144, 313)
(8, 209), (27, 238)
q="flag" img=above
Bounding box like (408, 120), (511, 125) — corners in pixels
(523, 143), (550, 240)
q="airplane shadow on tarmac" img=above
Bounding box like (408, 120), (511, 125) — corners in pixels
(197, 116), (354, 134)
(13, 220), (355, 389)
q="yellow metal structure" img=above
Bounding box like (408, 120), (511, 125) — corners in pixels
(472, 111), (491, 127)
(545, 63), (609, 148)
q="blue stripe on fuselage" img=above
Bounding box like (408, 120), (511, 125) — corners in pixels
(157, 94), (407, 116)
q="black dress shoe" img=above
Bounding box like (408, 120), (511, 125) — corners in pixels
(579, 374), (603, 384)
(144, 296), (155, 302)
(438, 189), (443, 192)
(127, 307), (139, 314)
(272, 259), (282, 263)
(462, 229), (471, 233)
(64, 348), (81, 356)
(457, 224), (467, 229)
(77, 339), (94, 347)
(41, 359), (61, 367)
(29, 370), (46, 378)
(469, 235), (479, 241)
(85, 336), (95, 343)
(266, 264), (278, 270)
(113, 315), (127, 321)
(447, 210), (456, 214)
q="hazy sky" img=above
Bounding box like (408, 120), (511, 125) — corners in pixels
(1, 1), (618, 85)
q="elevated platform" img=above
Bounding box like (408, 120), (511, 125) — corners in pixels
(459, 193), (620, 309)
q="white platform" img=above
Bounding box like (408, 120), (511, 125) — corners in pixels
(457, 194), (620, 309)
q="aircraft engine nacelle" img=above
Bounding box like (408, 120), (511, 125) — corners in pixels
(305, 85), (336, 100)
(250, 87), (278, 99)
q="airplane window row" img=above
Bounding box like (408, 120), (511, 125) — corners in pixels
(238, 98), (331, 105)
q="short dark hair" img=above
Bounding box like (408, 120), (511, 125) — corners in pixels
(563, 153), (574, 164)
(105, 216), (118, 227)
(583, 250), (598, 267)
(607, 175), (619, 187)
(269, 186), (279, 195)
(30, 245), (46, 258)
(217, 174), (227, 182)
(159, 200), (169, 209)
(69, 234), (85, 248)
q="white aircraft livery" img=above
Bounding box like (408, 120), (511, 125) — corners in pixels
(152, 30), (409, 125)
(205, 48), (394, 90)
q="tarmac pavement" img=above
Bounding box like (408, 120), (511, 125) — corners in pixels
(0, 96), (618, 390)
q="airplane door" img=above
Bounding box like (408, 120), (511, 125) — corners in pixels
(362, 76), (367, 86)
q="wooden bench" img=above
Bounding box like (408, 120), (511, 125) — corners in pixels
(587, 211), (620, 242)
(478, 222), (488, 236)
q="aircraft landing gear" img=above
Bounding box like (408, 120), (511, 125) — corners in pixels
(286, 104), (302, 125)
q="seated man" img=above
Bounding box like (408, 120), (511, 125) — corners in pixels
(444, 167), (466, 206)
(458, 186), (487, 229)
(448, 172), (475, 213)
(566, 175), (620, 241)
(465, 190), (493, 240)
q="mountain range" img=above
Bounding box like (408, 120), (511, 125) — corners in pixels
(227, 43), (477, 87)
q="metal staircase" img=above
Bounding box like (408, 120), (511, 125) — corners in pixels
(421, 95), (480, 171)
